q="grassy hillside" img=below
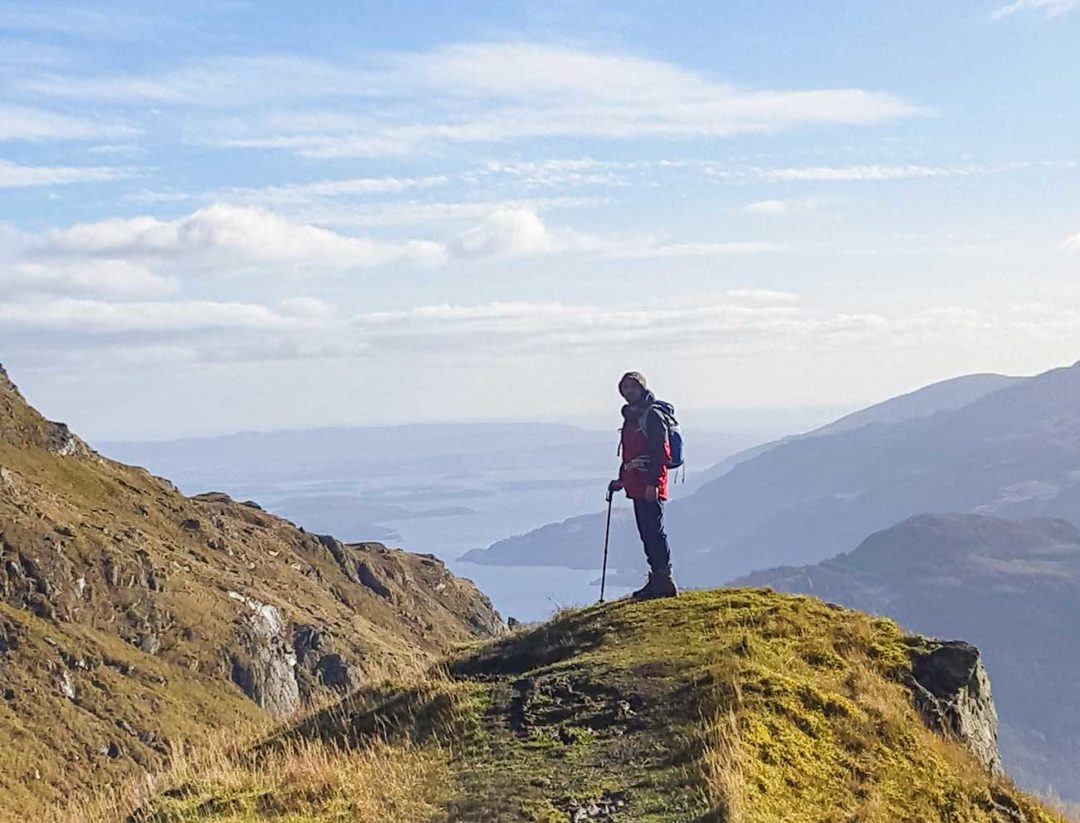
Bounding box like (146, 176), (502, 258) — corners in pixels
(0, 364), (502, 818)
(731, 513), (1080, 800)
(135, 589), (1067, 823)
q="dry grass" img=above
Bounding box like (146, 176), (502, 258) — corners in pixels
(56, 732), (447, 823)
(703, 709), (746, 823)
(52, 716), (274, 823)
(51, 666), (453, 823)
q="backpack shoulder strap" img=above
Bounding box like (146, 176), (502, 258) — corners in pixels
(650, 400), (677, 425)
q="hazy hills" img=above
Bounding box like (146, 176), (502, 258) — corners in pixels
(0, 364), (502, 816)
(811, 372), (1022, 436)
(690, 371), (1023, 490)
(733, 513), (1080, 801)
(465, 364), (1080, 584)
(99, 421), (760, 561)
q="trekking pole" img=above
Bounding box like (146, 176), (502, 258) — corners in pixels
(599, 489), (613, 604)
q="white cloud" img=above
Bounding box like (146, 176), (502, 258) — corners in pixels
(5, 295), (1076, 377)
(31, 204), (445, 270)
(0, 293), (874, 357)
(0, 205), (446, 300)
(758, 160), (1075, 182)
(4, 201), (777, 302)
(249, 175), (449, 201)
(992, 0), (1079, 18)
(129, 175), (449, 208)
(0, 259), (175, 298)
(484, 159), (636, 188)
(22, 55), (367, 106)
(278, 297), (335, 319)
(722, 289), (801, 304)
(757, 164), (954, 182)
(744, 200), (789, 215)
(452, 207), (785, 260)
(224, 196), (608, 230)
(0, 104), (135, 142)
(455, 207), (558, 257)
(597, 241), (784, 259)
(1063, 232), (1080, 252)
(396, 42), (915, 128)
(24, 42), (920, 156)
(742, 197), (830, 216)
(0, 159), (130, 188)
(0, 299), (312, 334)
(347, 298), (889, 355)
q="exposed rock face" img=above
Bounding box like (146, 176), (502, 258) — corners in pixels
(0, 362), (505, 813)
(228, 592), (301, 717)
(292, 624), (358, 698)
(907, 641), (1002, 775)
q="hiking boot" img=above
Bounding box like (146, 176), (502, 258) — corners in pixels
(631, 572), (654, 600)
(632, 568), (678, 600)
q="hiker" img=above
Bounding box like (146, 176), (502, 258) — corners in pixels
(608, 371), (678, 600)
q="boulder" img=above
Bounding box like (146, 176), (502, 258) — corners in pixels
(907, 640), (1002, 775)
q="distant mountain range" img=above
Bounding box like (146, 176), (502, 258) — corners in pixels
(733, 512), (1080, 802)
(466, 369), (1036, 574)
(465, 364), (1080, 583)
(98, 422), (766, 559)
(693, 371), (1022, 488)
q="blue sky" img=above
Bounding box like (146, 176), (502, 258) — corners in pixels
(2, 0), (1079, 439)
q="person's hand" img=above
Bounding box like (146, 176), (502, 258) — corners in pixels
(608, 479), (624, 494)
(644, 485), (658, 502)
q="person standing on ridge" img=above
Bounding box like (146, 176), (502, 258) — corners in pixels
(608, 371), (678, 600)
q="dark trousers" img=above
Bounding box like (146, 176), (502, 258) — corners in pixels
(633, 498), (671, 572)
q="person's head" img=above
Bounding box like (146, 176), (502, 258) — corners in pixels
(618, 371), (647, 404)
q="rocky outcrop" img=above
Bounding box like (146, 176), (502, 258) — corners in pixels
(227, 598), (376, 716)
(0, 616), (18, 654)
(356, 560), (393, 599)
(733, 513), (1080, 800)
(228, 592), (301, 717)
(293, 624), (356, 697)
(907, 640), (1003, 775)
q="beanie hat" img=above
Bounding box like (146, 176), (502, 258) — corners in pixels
(619, 371), (648, 392)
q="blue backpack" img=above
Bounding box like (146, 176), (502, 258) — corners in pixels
(649, 400), (684, 470)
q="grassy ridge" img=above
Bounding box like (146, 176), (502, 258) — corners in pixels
(131, 589), (1070, 822)
(0, 366), (503, 819)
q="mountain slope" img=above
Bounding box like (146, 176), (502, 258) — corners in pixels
(691, 371), (1022, 491)
(0, 364), (502, 817)
(467, 361), (1079, 583)
(139, 590), (1063, 823)
(732, 513), (1080, 802)
(811, 372), (1021, 437)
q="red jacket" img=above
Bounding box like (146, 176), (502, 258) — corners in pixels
(619, 399), (670, 501)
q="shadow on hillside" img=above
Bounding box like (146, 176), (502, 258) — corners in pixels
(451, 604), (609, 678)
